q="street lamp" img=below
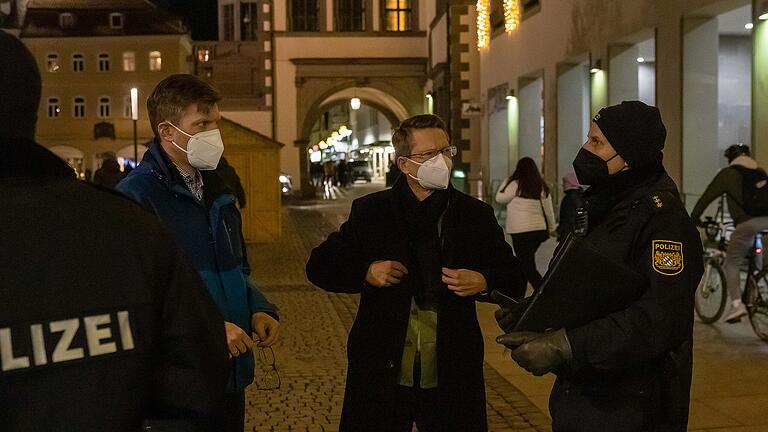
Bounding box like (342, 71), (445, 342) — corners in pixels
(350, 97), (361, 110)
(130, 87), (138, 164)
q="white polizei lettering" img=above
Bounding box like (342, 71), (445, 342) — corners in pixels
(117, 311), (135, 351)
(0, 328), (31, 372)
(50, 319), (85, 363)
(83, 314), (117, 356)
(30, 324), (48, 366)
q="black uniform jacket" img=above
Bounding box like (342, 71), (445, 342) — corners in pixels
(0, 140), (228, 431)
(551, 169), (704, 432)
(306, 178), (526, 431)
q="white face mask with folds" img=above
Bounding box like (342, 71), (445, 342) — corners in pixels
(403, 153), (453, 190)
(165, 122), (224, 170)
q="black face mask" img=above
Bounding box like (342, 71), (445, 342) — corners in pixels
(572, 148), (620, 186)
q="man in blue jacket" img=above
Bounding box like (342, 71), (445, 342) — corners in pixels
(117, 74), (280, 431)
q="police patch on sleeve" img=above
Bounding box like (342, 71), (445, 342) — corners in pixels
(652, 240), (684, 276)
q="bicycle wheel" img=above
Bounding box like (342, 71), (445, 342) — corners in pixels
(695, 261), (727, 324)
(746, 276), (768, 342)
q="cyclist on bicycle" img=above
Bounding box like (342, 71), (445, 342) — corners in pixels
(691, 144), (768, 322)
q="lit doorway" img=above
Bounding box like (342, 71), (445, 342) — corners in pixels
(682, 3), (752, 211)
(518, 77), (544, 169)
(609, 36), (656, 106)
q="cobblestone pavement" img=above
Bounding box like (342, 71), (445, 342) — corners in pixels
(244, 183), (551, 431)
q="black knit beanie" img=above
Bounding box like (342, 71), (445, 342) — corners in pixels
(0, 30), (41, 140)
(593, 101), (666, 169)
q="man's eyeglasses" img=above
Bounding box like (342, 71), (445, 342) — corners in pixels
(254, 346), (281, 391)
(406, 146), (458, 161)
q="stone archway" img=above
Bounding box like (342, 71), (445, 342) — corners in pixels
(290, 58), (427, 195)
(300, 89), (407, 142)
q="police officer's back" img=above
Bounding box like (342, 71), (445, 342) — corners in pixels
(497, 101), (704, 431)
(0, 31), (228, 431)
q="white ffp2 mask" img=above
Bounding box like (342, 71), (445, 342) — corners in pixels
(404, 154), (452, 190)
(166, 122), (224, 171)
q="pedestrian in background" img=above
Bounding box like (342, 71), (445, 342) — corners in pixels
(323, 159), (336, 187)
(306, 114), (526, 431)
(0, 30), (228, 431)
(117, 74), (280, 432)
(337, 159), (349, 188)
(92, 152), (122, 189)
(311, 162), (324, 187)
(556, 171), (584, 242)
(216, 156), (247, 209)
(386, 157), (401, 187)
(495, 157), (556, 291)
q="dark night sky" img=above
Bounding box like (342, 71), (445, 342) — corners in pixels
(159, 0), (218, 41)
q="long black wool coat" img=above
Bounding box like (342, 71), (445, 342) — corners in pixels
(306, 181), (526, 431)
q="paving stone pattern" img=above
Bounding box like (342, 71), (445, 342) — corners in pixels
(244, 195), (551, 431)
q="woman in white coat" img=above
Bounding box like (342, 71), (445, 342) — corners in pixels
(495, 157), (556, 291)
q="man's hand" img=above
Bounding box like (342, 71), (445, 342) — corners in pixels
(366, 260), (409, 287)
(496, 329), (572, 376)
(225, 321), (254, 358)
(442, 268), (487, 297)
(252, 312), (281, 347)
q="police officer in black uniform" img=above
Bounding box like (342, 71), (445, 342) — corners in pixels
(0, 31), (228, 431)
(496, 101), (704, 431)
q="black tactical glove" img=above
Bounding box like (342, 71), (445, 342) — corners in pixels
(490, 291), (530, 333)
(496, 329), (573, 376)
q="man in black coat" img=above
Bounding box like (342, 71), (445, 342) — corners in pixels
(306, 114), (526, 432)
(0, 30), (228, 431)
(496, 101), (704, 431)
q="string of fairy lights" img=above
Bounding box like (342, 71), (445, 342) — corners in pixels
(476, 0), (521, 49)
(476, 0), (490, 49)
(503, 0), (520, 32)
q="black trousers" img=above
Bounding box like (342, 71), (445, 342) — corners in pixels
(392, 385), (441, 432)
(510, 230), (549, 291)
(219, 392), (245, 432)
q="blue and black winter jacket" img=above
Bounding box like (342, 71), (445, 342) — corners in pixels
(117, 140), (278, 393)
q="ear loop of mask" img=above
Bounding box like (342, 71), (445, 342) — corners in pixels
(163, 122), (194, 154)
(605, 152), (630, 174)
(399, 156), (423, 182)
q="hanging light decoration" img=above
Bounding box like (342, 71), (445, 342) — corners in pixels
(503, 0), (520, 32)
(476, 0), (490, 49)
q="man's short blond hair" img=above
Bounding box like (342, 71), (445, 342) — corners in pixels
(391, 114), (449, 160)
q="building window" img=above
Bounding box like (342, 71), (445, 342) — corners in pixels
(98, 96), (111, 118)
(123, 96), (132, 118)
(522, 0), (539, 12)
(98, 53), (110, 72)
(59, 12), (76, 29)
(490, 0), (504, 31)
(337, 0), (365, 31)
(71, 53), (85, 72)
(241, 2), (259, 40)
(290, 0), (319, 32)
(47, 97), (61, 118)
(73, 97), (86, 118)
(123, 51), (135, 71)
(109, 12), (124, 29)
(197, 48), (212, 62)
(46, 53), (60, 72)
(384, 0), (411, 31)
(222, 4), (234, 40)
(149, 51), (162, 71)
